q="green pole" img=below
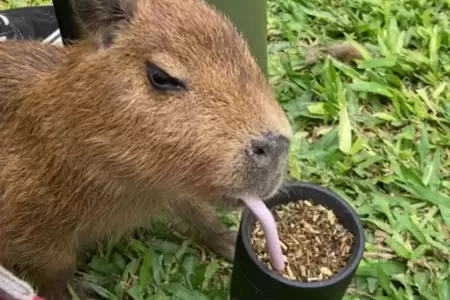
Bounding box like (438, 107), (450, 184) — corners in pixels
(206, 0), (268, 76)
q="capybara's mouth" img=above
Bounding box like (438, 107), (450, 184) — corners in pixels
(259, 171), (286, 201)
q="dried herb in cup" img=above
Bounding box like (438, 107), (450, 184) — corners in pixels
(251, 200), (354, 283)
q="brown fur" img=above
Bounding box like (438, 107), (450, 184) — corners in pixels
(0, 0), (292, 299)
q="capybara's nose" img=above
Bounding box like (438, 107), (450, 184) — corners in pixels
(246, 133), (290, 164)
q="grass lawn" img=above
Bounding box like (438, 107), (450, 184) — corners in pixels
(1, 0), (450, 299)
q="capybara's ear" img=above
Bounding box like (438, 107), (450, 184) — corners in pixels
(71, 0), (136, 48)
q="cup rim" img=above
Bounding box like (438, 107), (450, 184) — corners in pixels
(240, 181), (365, 288)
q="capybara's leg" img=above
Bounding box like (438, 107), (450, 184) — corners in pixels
(1, 241), (79, 300)
(172, 200), (238, 261)
(25, 250), (77, 300)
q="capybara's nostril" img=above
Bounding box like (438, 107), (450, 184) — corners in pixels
(250, 140), (268, 157)
(247, 133), (290, 162)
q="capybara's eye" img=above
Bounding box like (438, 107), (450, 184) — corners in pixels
(146, 62), (186, 92)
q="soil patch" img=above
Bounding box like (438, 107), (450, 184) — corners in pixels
(251, 200), (354, 282)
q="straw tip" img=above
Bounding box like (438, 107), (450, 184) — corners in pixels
(274, 263), (285, 272)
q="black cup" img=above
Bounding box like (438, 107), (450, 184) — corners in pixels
(229, 181), (365, 300)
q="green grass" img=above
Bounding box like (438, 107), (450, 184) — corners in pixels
(2, 0), (450, 299)
(0, 0), (47, 9)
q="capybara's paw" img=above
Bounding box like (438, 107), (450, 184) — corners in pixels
(75, 278), (104, 300)
(40, 282), (92, 300)
(38, 287), (73, 300)
(206, 229), (238, 262)
(36, 273), (81, 300)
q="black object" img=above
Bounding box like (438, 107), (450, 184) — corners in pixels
(0, 5), (59, 43)
(51, 0), (82, 45)
(229, 181), (365, 300)
(0, 1), (82, 45)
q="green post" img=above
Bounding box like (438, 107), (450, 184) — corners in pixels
(206, 0), (268, 76)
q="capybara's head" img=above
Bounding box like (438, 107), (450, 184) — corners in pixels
(70, 0), (292, 203)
